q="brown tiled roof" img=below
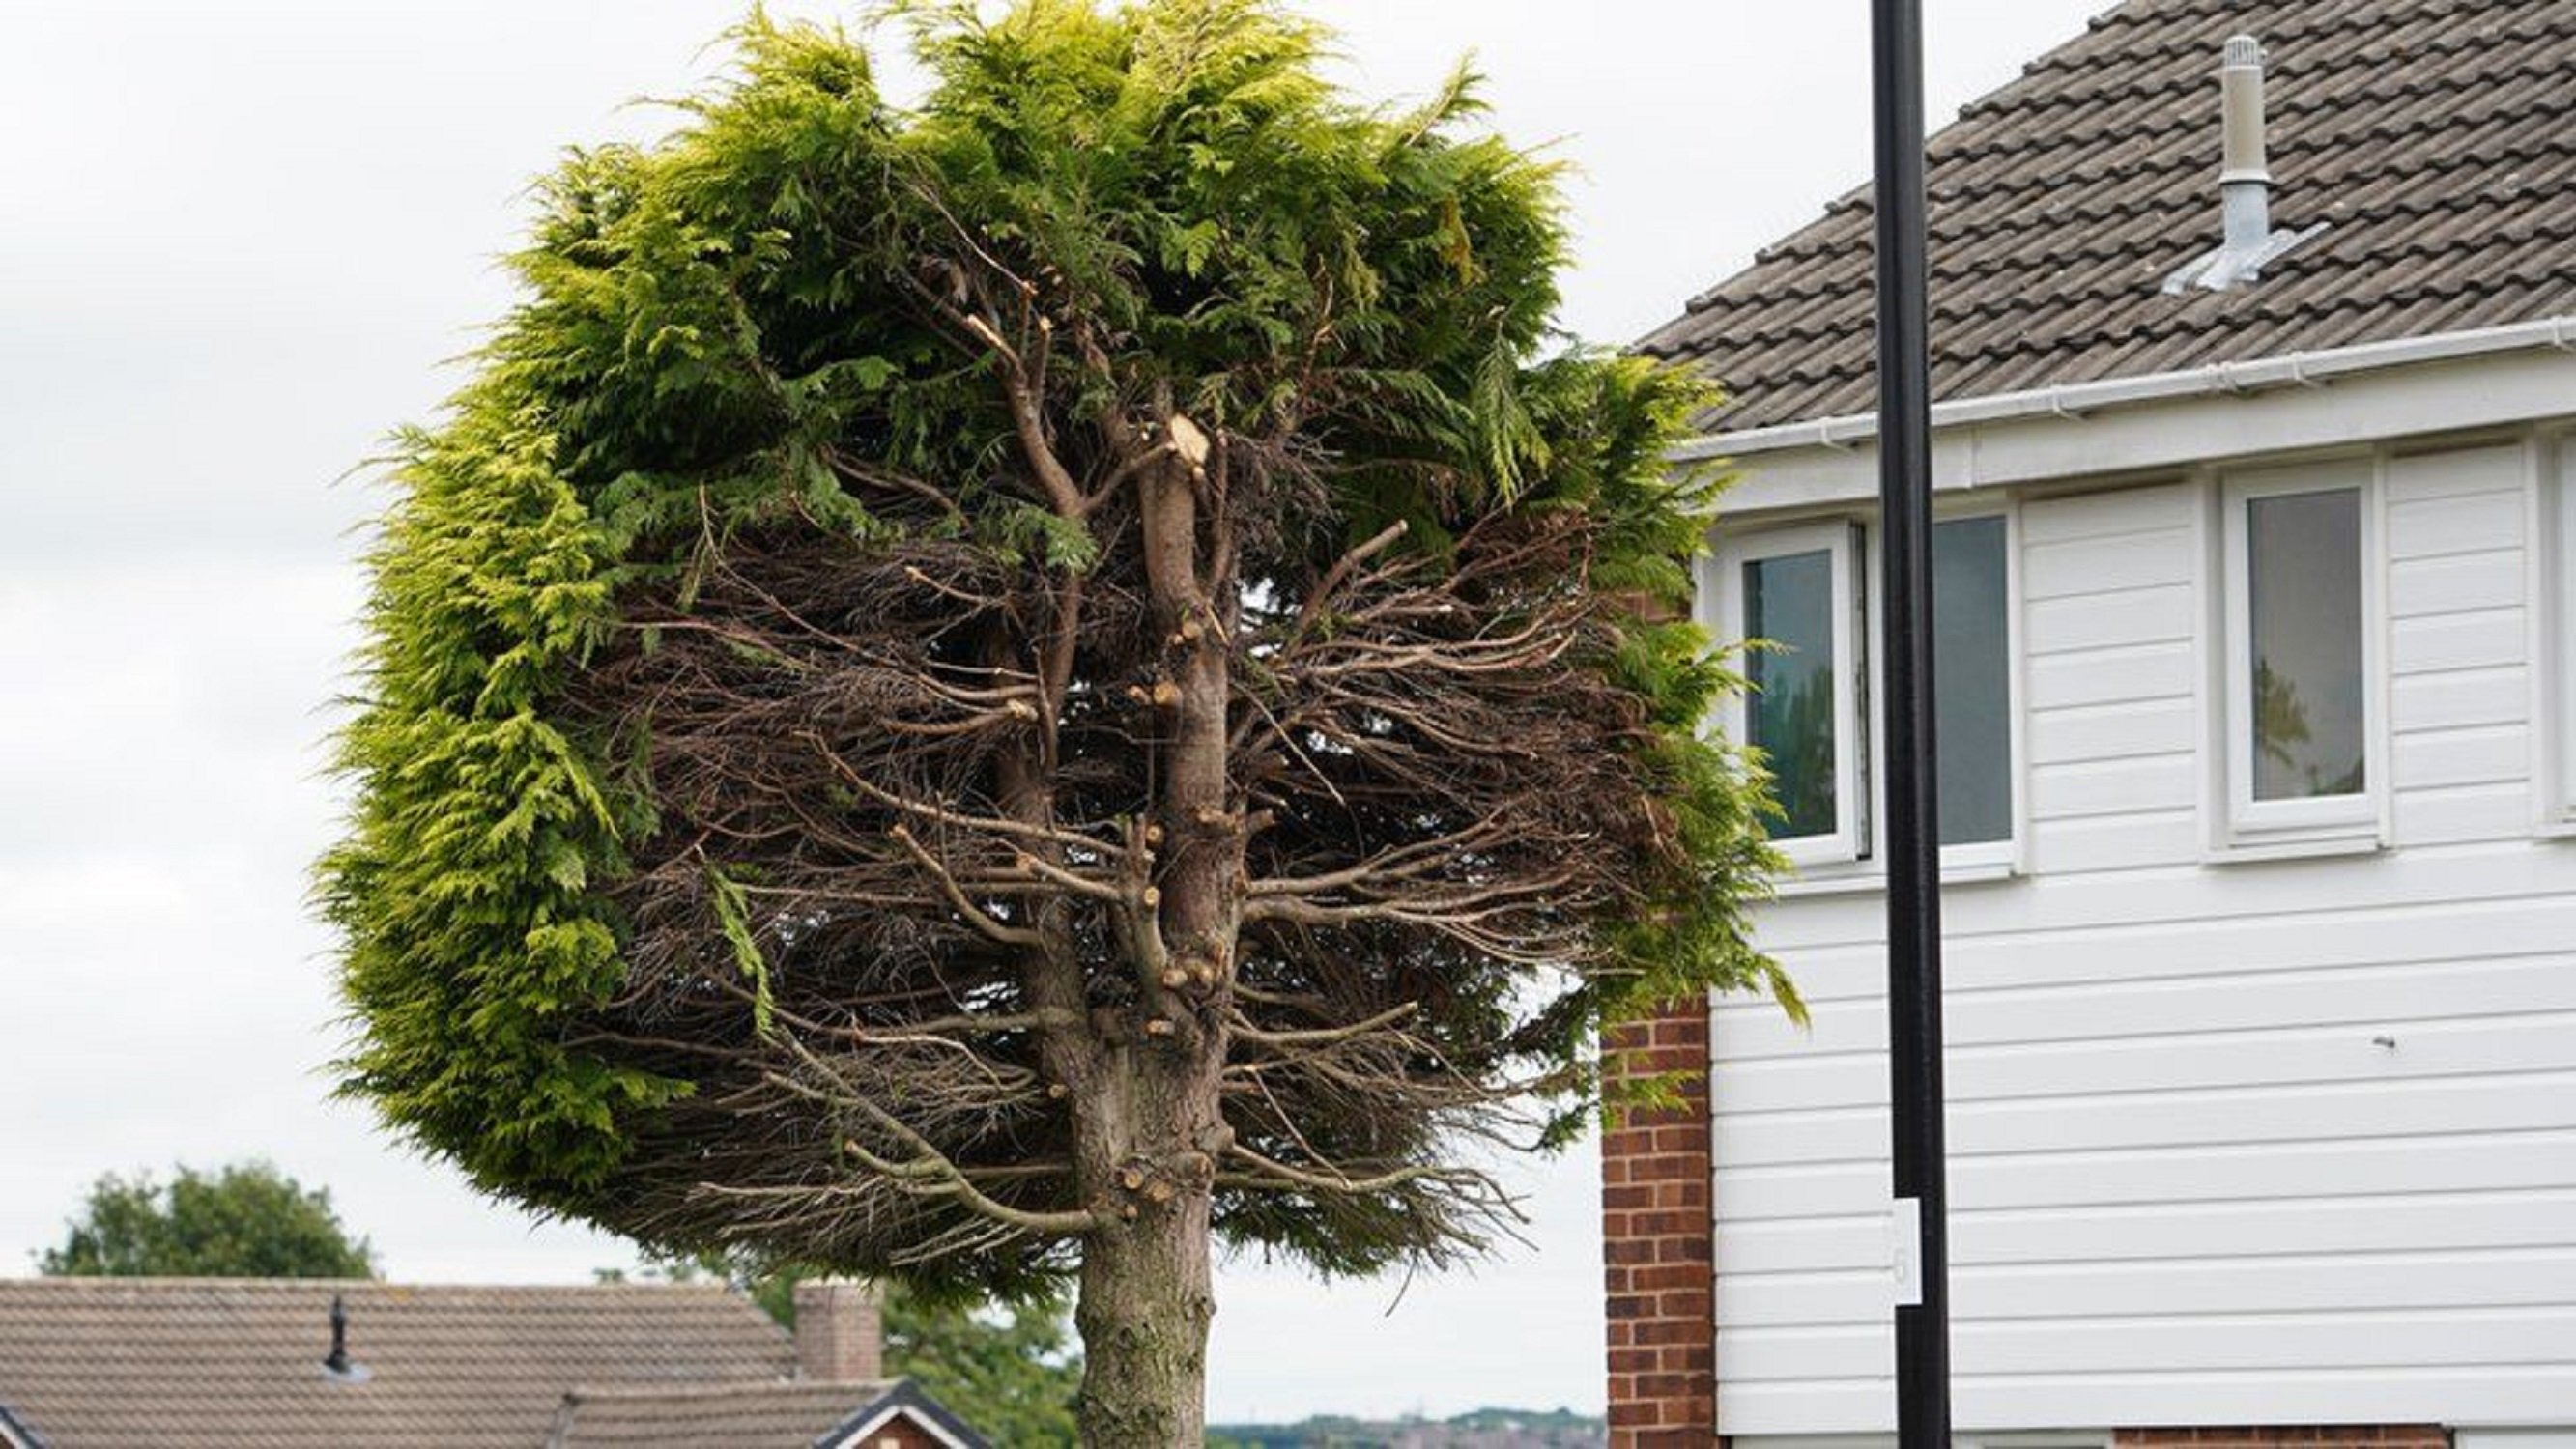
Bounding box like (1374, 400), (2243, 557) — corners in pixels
(547, 1380), (897, 1447)
(0, 1278), (794, 1448)
(1640, 0), (2576, 432)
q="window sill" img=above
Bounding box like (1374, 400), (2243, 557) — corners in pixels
(1771, 858), (2023, 899)
(2204, 831), (2385, 866)
(2535, 816), (2576, 842)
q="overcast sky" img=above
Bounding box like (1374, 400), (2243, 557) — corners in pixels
(0, 0), (2111, 1423)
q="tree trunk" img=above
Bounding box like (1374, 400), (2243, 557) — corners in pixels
(1067, 414), (1234, 1446)
(1074, 1177), (1216, 1446)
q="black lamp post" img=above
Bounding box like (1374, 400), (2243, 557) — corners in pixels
(1869, 0), (1954, 1443)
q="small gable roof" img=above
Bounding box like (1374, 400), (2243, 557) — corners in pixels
(0, 1278), (795, 1448)
(548, 1380), (990, 1449)
(1641, 0), (2576, 433)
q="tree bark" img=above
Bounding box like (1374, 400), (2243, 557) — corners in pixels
(1073, 1105), (1217, 1446)
(1067, 426), (1236, 1446)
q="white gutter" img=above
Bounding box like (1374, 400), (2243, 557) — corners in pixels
(1673, 315), (2576, 461)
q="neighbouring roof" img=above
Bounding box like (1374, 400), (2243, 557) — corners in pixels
(0, 1278), (796, 1448)
(549, 1380), (987, 1449)
(547, 1382), (882, 1448)
(1640, 0), (2576, 434)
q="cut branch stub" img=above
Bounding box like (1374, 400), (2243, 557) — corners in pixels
(1167, 414), (1211, 469)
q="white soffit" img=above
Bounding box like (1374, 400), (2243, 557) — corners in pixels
(1679, 318), (2576, 516)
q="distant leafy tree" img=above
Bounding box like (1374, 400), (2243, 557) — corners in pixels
(39, 1162), (377, 1279)
(607, 1251), (1080, 1445)
(873, 1282), (1081, 1447)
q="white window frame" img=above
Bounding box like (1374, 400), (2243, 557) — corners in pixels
(1708, 519), (1871, 868)
(1908, 504), (2023, 875)
(1707, 507), (2025, 882)
(2545, 429), (2576, 826)
(2217, 459), (2386, 847)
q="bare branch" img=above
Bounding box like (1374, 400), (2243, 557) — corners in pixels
(1227, 1000), (1420, 1050)
(1220, 1142), (1476, 1197)
(801, 731), (1116, 854)
(887, 824), (1047, 949)
(1286, 518), (1411, 646)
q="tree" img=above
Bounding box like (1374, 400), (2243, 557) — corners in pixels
(322, 4), (1790, 1439)
(39, 1161), (377, 1279)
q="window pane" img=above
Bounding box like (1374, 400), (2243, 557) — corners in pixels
(1933, 517), (2011, 844)
(2248, 488), (2365, 801)
(1745, 549), (1838, 839)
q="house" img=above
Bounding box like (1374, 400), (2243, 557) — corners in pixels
(0, 1277), (987, 1448)
(544, 1380), (979, 1448)
(1601, 0), (2576, 1445)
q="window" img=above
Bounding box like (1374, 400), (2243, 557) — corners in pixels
(1746, 547), (1844, 839)
(1712, 513), (2017, 873)
(1716, 522), (1868, 866)
(2221, 462), (2379, 842)
(1933, 515), (2014, 854)
(2553, 433), (2576, 824)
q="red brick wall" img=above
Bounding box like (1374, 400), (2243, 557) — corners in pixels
(1601, 997), (1717, 1447)
(2120, 1431), (2449, 1449)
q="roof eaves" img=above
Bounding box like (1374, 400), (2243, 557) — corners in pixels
(815, 1381), (994, 1449)
(1674, 313), (2576, 461)
(0, 1402), (51, 1449)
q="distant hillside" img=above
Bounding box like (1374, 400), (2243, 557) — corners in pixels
(1210, 1406), (1604, 1448)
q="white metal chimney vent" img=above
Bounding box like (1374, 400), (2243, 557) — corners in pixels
(2163, 34), (2326, 294)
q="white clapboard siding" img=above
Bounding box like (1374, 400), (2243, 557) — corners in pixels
(1751, 838), (2576, 952)
(1715, 952), (2576, 1063)
(1727, 1303), (2576, 1380)
(2019, 487), (2204, 876)
(1719, 1187), (2576, 1274)
(1710, 446), (2576, 1434)
(2025, 583), (2196, 657)
(1735, 860), (2576, 992)
(1725, 1241), (2576, 1327)
(2386, 445), (2536, 848)
(1726, 1368), (2576, 1438)
(1720, 1067), (2576, 1166)
(2392, 664), (2527, 731)
(2460, 1429), (2576, 1449)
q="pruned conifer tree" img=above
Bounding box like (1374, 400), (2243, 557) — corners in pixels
(322, 4), (1793, 1440)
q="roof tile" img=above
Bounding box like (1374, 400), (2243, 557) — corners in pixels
(1643, 0), (2576, 430)
(0, 1278), (796, 1448)
(550, 1380), (902, 1448)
